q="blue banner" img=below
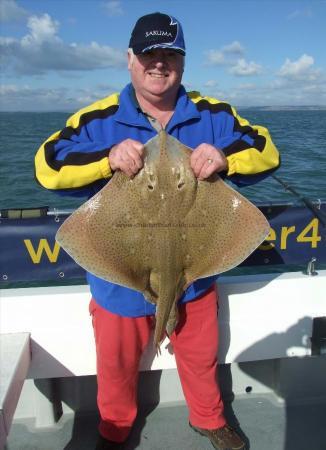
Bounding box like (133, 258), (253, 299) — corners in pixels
(1, 203), (325, 284)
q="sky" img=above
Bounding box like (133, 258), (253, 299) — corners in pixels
(0, 0), (325, 111)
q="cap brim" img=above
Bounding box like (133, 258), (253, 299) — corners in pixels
(133, 43), (185, 56)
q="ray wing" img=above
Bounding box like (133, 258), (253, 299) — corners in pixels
(182, 175), (270, 286)
(56, 170), (160, 301)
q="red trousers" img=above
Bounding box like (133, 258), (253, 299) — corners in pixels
(89, 285), (226, 443)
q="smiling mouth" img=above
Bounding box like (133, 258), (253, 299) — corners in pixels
(148, 72), (168, 78)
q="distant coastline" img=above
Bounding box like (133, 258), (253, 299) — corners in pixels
(238, 105), (326, 111)
(1, 105), (326, 113)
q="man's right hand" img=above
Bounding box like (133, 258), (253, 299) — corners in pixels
(109, 139), (144, 178)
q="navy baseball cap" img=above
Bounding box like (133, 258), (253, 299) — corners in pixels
(129, 12), (186, 55)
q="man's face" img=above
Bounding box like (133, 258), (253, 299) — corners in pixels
(128, 48), (184, 104)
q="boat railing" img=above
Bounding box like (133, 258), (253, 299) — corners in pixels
(1, 201), (325, 285)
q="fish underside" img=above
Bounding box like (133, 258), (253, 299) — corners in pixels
(56, 131), (270, 350)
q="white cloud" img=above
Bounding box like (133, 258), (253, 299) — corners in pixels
(2, 77), (326, 111)
(205, 41), (261, 77)
(231, 82), (325, 107)
(279, 54), (320, 81)
(287, 9), (312, 20)
(96, 83), (120, 91)
(302, 84), (325, 94)
(0, 0), (27, 22)
(102, 0), (124, 17)
(0, 84), (122, 111)
(202, 68), (326, 107)
(222, 41), (245, 56)
(0, 84), (19, 95)
(181, 81), (195, 91)
(205, 41), (245, 66)
(0, 13), (126, 75)
(270, 70), (326, 96)
(206, 49), (225, 65)
(204, 80), (219, 88)
(229, 59), (262, 76)
(22, 14), (60, 45)
(235, 83), (256, 90)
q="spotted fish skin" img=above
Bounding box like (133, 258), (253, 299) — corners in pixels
(56, 131), (270, 349)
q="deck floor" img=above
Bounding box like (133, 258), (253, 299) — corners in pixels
(6, 393), (326, 450)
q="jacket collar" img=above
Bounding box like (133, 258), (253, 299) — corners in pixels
(114, 83), (200, 131)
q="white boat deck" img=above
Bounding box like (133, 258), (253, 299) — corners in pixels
(5, 380), (326, 450)
(1, 270), (326, 449)
(0, 333), (30, 449)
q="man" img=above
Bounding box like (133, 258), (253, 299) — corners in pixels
(35, 12), (280, 450)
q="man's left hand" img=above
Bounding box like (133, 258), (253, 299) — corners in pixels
(190, 143), (228, 180)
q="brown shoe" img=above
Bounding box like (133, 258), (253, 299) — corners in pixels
(189, 422), (245, 450)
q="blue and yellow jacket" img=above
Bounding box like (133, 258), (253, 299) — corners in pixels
(35, 83), (280, 316)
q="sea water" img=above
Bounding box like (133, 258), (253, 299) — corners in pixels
(1, 109), (325, 211)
